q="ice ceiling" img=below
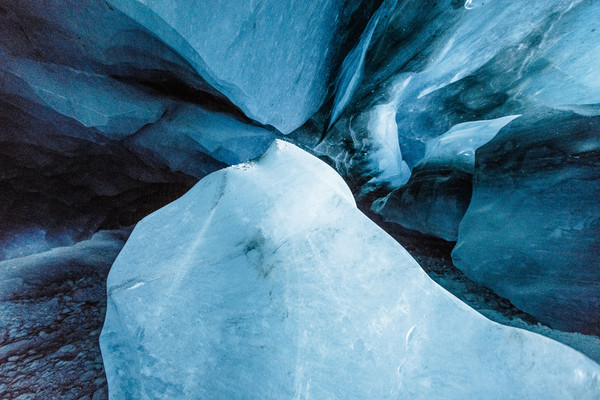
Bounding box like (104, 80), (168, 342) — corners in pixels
(0, 0), (599, 398)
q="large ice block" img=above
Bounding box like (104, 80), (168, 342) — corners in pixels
(106, 0), (371, 133)
(101, 140), (599, 399)
(452, 111), (600, 335)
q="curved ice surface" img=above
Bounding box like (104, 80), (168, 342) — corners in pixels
(107, 0), (367, 133)
(452, 111), (600, 335)
(327, 0), (397, 130)
(0, 53), (167, 138)
(0, 0), (216, 95)
(372, 115), (519, 241)
(419, 115), (520, 173)
(127, 104), (275, 176)
(313, 0), (600, 188)
(101, 140), (600, 399)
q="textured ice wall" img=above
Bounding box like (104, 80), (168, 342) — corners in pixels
(452, 111), (600, 335)
(373, 116), (519, 241)
(296, 0), (600, 194)
(0, 52), (219, 255)
(101, 141), (600, 399)
(106, 0), (373, 133)
(0, 2), (277, 256)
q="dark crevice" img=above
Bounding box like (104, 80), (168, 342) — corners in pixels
(110, 74), (262, 127)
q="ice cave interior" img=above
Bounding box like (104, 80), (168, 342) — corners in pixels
(0, 0), (599, 399)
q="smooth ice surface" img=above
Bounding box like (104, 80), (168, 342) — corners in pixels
(388, 0), (600, 164)
(327, 0), (396, 129)
(418, 115), (520, 173)
(107, 0), (367, 133)
(304, 0), (600, 193)
(372, 166), (471, 242)
(372, 115), (520, 241)
(101, 140), (600, 399)
(0, 46), (276, 250)
(0, 52), (167, 138)
(129, 104), (275, 172)
(453, 111), (600, 335)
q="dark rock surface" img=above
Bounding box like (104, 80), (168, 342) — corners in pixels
(0, 276), (109, 400)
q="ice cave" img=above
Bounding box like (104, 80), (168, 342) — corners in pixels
(0, 0), (599, 399)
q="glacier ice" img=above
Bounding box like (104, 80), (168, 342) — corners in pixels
(452, 111), (600, 335)
(414, 115), (521, 174)
(292, 77), (413, 195)
(0, 52), (168, 139)
(388, 0), (600, 166)
(0, 49), (274, 255)
(300, 0), (600, 195)
(372, 115), (519, 241)
(0, 0), (217, 96)
(106, 0), (373, 133)
(0, 229), (128, 300)
(101, 141), (600, 399)
(327, 0), (397, 130)
(1, 1), (599, 397)
(127, 103), (275, 172)
(0, 53), (212, 251)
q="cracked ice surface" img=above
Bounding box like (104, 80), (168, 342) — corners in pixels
(101, 141), (600, 399)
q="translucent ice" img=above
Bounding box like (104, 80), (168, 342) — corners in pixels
(452, 111), (600, 335)
(417, 115), (520, 173)
(372, 116), (520, 241)
(102, 140), (600, 399)
(387, 0), (600, 166)
(306, 0), (600, 192)
(327, 0), (397, 129)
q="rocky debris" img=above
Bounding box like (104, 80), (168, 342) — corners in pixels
(0, 230), (128, 399)
(0, 275), (109, 400)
